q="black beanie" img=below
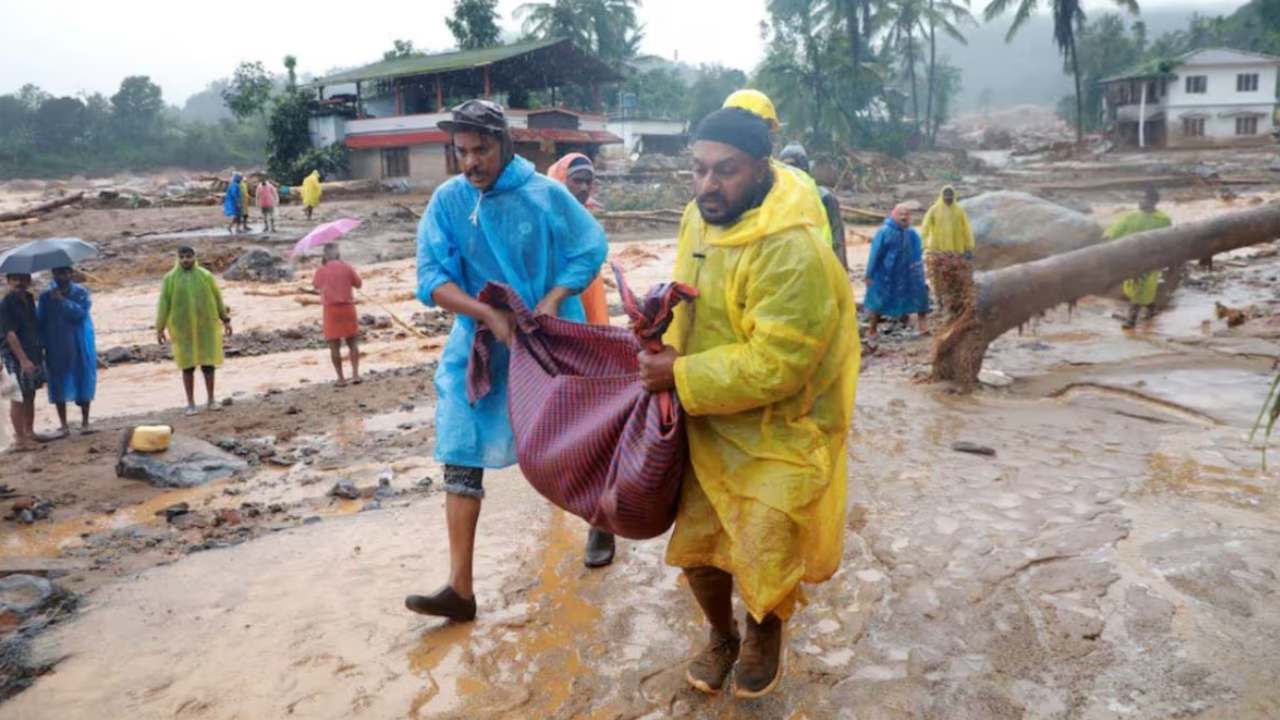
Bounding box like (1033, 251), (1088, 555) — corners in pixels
(694, 108), (772, 160)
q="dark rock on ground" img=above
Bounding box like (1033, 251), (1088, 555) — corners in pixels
(116, 436), (249, 488)
(223, 247), (294, 283)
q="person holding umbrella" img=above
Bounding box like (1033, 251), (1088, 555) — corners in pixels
(37, 267), (96, 436)
(312, 243), (362, 386)
(1, 273), (45, 451)
(0, 237), (98, 449)
(155, 246), (233, 415)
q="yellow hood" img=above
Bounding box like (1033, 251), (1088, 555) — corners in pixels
(681, 159), (825, 248)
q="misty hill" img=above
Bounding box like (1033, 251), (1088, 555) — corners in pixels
(939, 2), (1244, 110)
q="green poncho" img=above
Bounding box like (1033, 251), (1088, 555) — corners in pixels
(1105, 209), (1172, 306)
(155, 263), (229, 369)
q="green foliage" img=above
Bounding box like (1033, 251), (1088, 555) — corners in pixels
(618, 67), (687, 120)
(1071, 14), (1146, 131)
(446, 0), (502, 50)
(0, 78), (266, 179)
(110, 75), (165, 142)
(222, 61), (274, 120)
(517, 0), (643, 68)
(283, 56), (299, 91)
(288, 143), (349, 184)
(687, 65), (749, 127)
(384, 39), (425, 62)
(266, 91), (315, 183)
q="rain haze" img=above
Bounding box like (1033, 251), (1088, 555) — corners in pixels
(5, 0), (1280, 717)
(0, 0), (1244, 104)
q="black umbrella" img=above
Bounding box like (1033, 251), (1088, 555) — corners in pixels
(0, 237), (98, 275)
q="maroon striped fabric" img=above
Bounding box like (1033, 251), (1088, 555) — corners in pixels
(467, 265), (697, 539)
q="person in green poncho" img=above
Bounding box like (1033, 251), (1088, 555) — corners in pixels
(1106, 187), (1172, 329)
(155, 246), (233, 415)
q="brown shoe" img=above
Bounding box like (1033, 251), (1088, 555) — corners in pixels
(686, 625), (740, 694)
(734, 613), (784, 698)
(404, 585), (476, 622)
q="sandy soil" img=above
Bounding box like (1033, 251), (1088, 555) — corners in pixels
(2, 166), (1280, 718)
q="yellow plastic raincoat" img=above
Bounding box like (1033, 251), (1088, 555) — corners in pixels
(155, 263), (229, 370)
(920, 186), (975, 254)
(663, 164), (861, 622)
(300, 171), (322, 209)
(1107, 209), (1172, 306)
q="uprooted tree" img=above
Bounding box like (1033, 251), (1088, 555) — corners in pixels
(932, 202), (1280, 387)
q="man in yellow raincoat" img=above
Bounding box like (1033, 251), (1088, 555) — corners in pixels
(301, 170), (322, 220)
(920, 185), (975, 319)
(156, 246), (233, 415)
(1107, 187), (1172, 328)
(638, 107), (860, 699)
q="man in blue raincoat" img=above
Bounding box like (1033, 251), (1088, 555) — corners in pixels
(864, 203), (931, 343)
(37, 266), (96, 436)
(405, 100), (608, 622)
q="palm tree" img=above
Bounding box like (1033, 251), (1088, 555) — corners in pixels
(516, 0), (594, 49)
(883, 0), (925, 132)
(922, 0), (974, 144)
(984, 0), (1139, 143)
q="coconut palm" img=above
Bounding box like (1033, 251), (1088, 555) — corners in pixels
(984, 0), (1140, 143)
(517, 0), (643, 66)
(922, 0), (975, 143)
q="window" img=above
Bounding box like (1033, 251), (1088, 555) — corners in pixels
(1237, 73), (1260, 92)
(1185, 75), (1207, 94)
(381, 147), (409, 178)
(1236, 116), (1259, 136)
(1183, 117), (1206, 137)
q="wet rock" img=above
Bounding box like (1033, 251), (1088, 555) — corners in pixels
(102, 346), (132, 365)
(329, 481), (360, 500)
(0, 575), (68, 621)
(170, 512), (212, 531)
(223, 247), (295, 283)
(952, 441), (997, 457)
(116, 436), (249, 488)
(416, 477), (434, 490)
(962, 192), (1104, 271)
(221, 397), (234, 408)
(360, 500), (382, 512)
(978, 369), (1014, 388)
(302, 516), (322, 525)
(214, 509), (243, 527)
(156, 502), (190, 521)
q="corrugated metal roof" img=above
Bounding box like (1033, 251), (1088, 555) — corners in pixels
(311, 38), (620, 86)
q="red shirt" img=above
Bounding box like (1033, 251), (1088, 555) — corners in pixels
(312, 260), (362, 306)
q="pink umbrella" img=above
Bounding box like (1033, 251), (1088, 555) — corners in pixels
(290, 217), (363, 258)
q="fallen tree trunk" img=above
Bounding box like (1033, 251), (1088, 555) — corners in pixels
(0, 192), (84, 222)
(933, 201), (1280, 387)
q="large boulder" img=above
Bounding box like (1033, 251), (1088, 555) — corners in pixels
(224, 247), (294, 283)
(963, 192), (1104, 271)
(116, 435), (248, 488)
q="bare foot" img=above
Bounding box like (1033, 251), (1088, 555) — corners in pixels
(351, 377), (363, 386)
(184, 405), (200, 416)
(336, 378), (348, 388)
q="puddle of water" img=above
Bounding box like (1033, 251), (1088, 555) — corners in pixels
(406, 509), (601, 717)
(1085, 366), (1274, 428)
(1155, 281), (1277, 339)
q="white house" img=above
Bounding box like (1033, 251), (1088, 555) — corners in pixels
(1100, 48), (1280, 148)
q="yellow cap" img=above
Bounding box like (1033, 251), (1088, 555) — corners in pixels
(722, 89), (780, 131)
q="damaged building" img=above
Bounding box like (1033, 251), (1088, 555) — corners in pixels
(1100, 47), (1280, 149)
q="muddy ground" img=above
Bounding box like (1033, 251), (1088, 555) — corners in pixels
(1, 149), (1280, 718)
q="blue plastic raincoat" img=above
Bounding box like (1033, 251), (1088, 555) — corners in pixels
(223, 174), (242, 218)
(36, 282), (96, 405)
(416, 155), (608, 469)
(864, 217), (931, 317)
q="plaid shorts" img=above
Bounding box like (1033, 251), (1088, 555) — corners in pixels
(442, 465), (485, 499)
(0, 347), (45, 396)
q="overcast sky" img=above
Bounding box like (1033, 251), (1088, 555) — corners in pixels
(0, 0), (1242, 106)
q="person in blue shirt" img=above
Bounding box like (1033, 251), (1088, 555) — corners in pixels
(405, 100), (608, 622)
(37, 266), (96, 436)
(864, 204), (931, 342)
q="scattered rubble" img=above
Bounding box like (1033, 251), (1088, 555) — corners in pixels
(116, 436), (249, 488)
(224, 248), (295, 283)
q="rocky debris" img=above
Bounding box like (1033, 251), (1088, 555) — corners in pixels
(102, 346), (132, 365)
(951, 441), (997, 456)
(0, 574), (76, 701)
(978, 369), (1014, 388)
(155, 502), (190, 521)
(410, 309), (453, 335)
(0, 558), (88, 580)
(1215, 302), (1249, 327)
(116, 435), (249, 488)
(963, 191), (1104, 270)
(359, 314), (393, 330)
(6, 497), (52, 525)
(223, 247), (294, 283)
(329, 481), (360, 500)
